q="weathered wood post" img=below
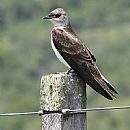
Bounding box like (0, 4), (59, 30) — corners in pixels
(40, 72), (87, 130)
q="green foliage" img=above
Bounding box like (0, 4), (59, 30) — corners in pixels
(0, 0), (130, 130)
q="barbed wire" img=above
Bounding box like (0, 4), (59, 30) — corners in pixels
(0, 105), (130, 117)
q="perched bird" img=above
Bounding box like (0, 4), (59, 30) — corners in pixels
(43, 8), (118, 100)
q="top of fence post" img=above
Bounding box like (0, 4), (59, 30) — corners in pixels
(40, 72), (87, 130)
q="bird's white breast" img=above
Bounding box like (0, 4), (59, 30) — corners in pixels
(51, 33), (70, 68)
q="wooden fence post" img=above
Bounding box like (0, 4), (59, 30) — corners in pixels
(40, 72), (87, 130)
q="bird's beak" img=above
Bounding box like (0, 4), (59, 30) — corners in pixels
(42, 16), (52, 20)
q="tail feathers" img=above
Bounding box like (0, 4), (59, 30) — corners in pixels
(104, 80), (118, 94)
(101, 74), (118, 94)
(64, 56), (118, 100)
(94, 76), (118, 100)
(88, 64), (118, 100)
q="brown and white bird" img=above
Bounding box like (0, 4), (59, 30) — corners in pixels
(43, 8), (118, 100)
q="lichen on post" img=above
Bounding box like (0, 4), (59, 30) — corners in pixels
(40, 72), (87, 130)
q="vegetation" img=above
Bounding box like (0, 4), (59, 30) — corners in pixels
(0, 0), (130, 130)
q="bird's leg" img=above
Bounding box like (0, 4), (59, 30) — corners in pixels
(66, 68), (75, 74)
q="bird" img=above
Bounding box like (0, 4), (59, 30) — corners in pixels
(42, 8), (118, 100)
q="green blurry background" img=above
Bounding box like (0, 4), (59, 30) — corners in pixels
(0, 0), (130, 130)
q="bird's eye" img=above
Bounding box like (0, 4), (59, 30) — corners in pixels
(48, 13), (55, 17)
(55, 13), (61, 18)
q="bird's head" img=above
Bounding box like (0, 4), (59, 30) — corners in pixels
(43, 8), (70, 27)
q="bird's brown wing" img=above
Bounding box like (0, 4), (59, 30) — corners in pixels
(52, 27), (96, 64)
(52, 27), (117, 100)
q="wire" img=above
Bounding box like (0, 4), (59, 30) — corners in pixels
(0, 110), (43, 116)
(0, 105), (130, 116)
(61, 106), (130, 114)
(0, 110), (61, 117)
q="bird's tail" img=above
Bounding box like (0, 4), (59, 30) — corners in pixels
(93, 74), (118, 100)
(87, 64), (118, 100)
(65, 56), (118, 100)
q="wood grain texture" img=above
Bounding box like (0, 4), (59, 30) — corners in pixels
(40, 72), (87, 130)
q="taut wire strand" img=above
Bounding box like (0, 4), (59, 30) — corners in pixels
(0, 106), (130, 116)
(62, 106), (130, 114)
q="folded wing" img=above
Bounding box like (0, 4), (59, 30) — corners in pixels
(52, 27), (118, 100)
